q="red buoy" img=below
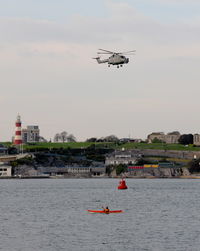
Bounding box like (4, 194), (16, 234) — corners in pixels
(118, 178), (128, 190)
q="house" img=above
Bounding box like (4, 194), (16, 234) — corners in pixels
(38, 165), (106, 176)
(0, 144), (8, 155)
(147, 131), (181, 144)
(119, 138), (135, 143)
(105, 150), (140, 166)
(91, 166), (106, 176)
(165, 131), (180, 144)
(194, 134), (200, 146)
(22, 125), (40, 143)
(0, 162), (12, 177)
(147, 132), (165, 143)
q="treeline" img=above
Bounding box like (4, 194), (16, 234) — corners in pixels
(86, 135), (134, 143)
(54, 131), (76, 143)
(86, 135), (118, 142)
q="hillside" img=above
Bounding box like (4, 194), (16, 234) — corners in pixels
(5, 142), (200, 152)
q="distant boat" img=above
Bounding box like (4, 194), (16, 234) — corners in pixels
(118, 178), (128, 190)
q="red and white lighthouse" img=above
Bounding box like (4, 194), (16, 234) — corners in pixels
(14, 114), (22, 145)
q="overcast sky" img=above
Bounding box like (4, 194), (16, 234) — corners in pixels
(1, 0), (200, 141)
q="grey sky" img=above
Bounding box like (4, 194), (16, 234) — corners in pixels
(1, 0), (200, 141)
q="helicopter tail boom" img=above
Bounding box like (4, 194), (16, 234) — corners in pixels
(93, 57), (108, 64)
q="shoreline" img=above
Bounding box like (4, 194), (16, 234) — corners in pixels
(1, 175), (200, 179)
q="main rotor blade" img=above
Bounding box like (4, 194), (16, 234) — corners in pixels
(119, 50), (136, 54)
(98, 49), (114, 54)
(97, 52), (112, 54)
(119, 52), (135, 55)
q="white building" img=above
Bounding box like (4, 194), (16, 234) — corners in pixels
(105, 150), (140, 166)
(0, 162), (12, 177)
(22, 125), (40, 143)
(147, 131), (181, 144)
(165, 131), (181, 144)
(147, 132), (165, 143)
(194, 134), (200, 146)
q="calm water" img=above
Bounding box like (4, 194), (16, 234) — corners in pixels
(1, 178), (200, 251)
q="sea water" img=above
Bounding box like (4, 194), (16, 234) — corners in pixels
(0, 178), (200, 251)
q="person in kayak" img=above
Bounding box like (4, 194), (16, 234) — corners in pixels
(102, 206), (110, 214)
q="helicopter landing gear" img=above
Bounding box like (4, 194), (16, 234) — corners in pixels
(117, 65), (119, 68)
(120, 65), (123, 67)
(108, 64), (110, 67)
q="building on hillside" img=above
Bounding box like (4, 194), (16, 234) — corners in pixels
(0, 162), (12, 177)
(165, 131), (181, 144)
(147, 132), (165, 143)
(119, 138), (143, 143)
(128, 162), (175, 172)
(22, 125), (40, 143)
(193, 134), (200, 146)
(0, 144), (8, 155)
(147, 131), (181, 144)
(37, 166), (106, 176)
(91, 166), (106, 176)
(105, 150), (141, 166)
(134, 139), (143, 143)
(119, 138), (136, 143)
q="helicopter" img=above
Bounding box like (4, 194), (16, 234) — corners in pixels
(93, 49), (136, 68)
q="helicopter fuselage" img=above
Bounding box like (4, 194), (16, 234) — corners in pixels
(108, 54), (129, 65)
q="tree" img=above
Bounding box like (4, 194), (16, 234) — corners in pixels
(152, 137), (164, 143)
(188, 158), (200, 173)
(60, 131), (68, 143)
(8, 146), (18, 155)
(116, 164), (127, 175)
(86, 138), (97, 142)
(96, 138), (104, 142)
(103, 135), (119, 142)
(67, 134), (76, 142)
(135, 158), (156, 165)
(178, 134), (193, 145)
(54, 133), (61, 142)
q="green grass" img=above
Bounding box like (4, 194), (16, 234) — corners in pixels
(23, 142), (92, 150)
(117, 142), (200, 151)
(1, 142), (200, 151)
(0, 142), (12, 147)
(21, 142), (116, 150)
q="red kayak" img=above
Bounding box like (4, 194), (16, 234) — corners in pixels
(87, 210), (123, 214)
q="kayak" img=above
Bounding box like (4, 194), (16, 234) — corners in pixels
(87, 210), (123, 214)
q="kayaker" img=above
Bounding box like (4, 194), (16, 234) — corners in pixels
(102, 206), (110, 214)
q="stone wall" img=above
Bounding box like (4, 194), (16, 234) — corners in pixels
(130, 149), (200, 160)
(126, 167), (190, 178)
